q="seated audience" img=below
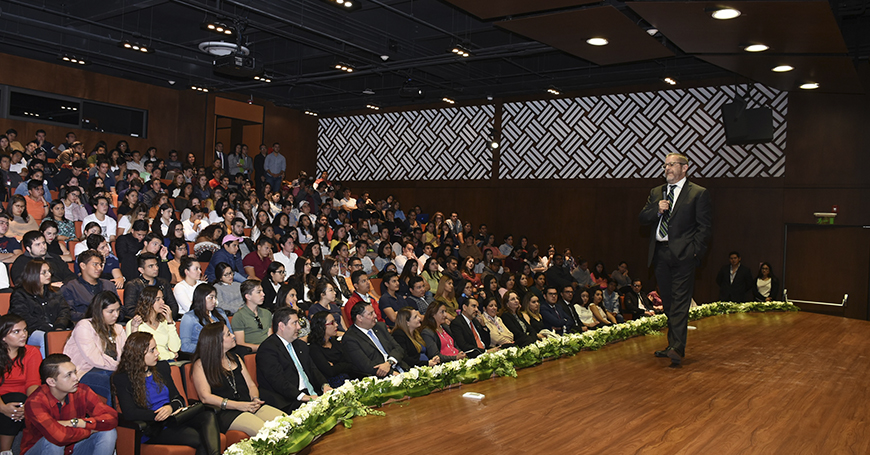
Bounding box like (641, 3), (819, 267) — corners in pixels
(308, 312), (356, 388)
(518, 291), (548, 341)
(23, 353), (118, 455)
(256, 307), (330, 412)
(205, 235), (247, 283)
(433, 275), (459, 322)
(378, 271), (406, 329)
(113, 332), (220, 455)
(601, 280), (625, 323)
(479, 297), (514, 347)
(342, 302), (410, 378)
(539, 285), (575, 335)
(11, 231), (76, 286)
(0, 314), (40, 453)
(260, 261), (286, 312)
(573, 289), (604, 331)
(63, 291), (126, 404)
(390, 307), (440, 368)
(213, 262), (244, 314)
(242, 237), (274, 280)
(116, 220), (148, 278)
(342, 271), (384, 330)
(449, 297), (492, 358)
(590, 288), (617, 325)
(231, 279), (272, 352)
(8, 195), (38, 240)
(123, 253), (179, 322)
(10, 260), (73, 357)
(191, 323), (284, 436)
(173, 257), (204, 315)
(625, 280), (657, 319)
(39, 221), (72, 263)
(419, 302), (465, 363)
(125, 286), (181, 361)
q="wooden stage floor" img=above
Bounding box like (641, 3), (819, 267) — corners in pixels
(303, 312), (869, 454)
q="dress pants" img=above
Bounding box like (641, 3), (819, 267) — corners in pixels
(653, 242), (696, 356)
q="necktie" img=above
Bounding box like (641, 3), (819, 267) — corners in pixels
(470, 319), (484, 349)
(658, 184), (676, 239)
(286, 342), (315, 396)
(367, 329), (388, 358)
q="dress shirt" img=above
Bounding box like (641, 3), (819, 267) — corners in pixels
(656, 176), (686, 242)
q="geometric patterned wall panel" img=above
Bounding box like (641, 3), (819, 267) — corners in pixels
(318, 105), (494, 180)
(500, 83), (787, 179)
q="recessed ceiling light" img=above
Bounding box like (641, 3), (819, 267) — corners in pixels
(800, 82), (819, 90)
(744, 44), (769, 52)
(586, 38), (609, 46)
(712, 8), (741, 20)
(646, 28), (659, 36)
(772, 65), (794, 72)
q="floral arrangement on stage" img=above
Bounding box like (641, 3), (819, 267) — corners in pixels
(225, 300), (798, 455)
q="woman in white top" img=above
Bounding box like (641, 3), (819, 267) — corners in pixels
(174, 257), (204, 315)
(74, 222), (102, 256)
(126, 286), (181, 361)
(62, 187), (89, 222)
(118, 203), (148, 236)
(296, 213), (315, 245)
(573, 289), (602, 330)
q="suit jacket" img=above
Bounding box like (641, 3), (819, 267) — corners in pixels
(624, 291), (653, 319)
(539, 301), (574, 334)
(256, 333), (327, 412)
(117, 234), (145, 279)
(450, 315), (491, 358)
(716, 264), (755, 302)
(341, 322), (409, 377)
(639, 180), (712, 267)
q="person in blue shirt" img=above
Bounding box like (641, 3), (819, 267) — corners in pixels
(204, 234), (248, 282)
(179, 284), (232, 355)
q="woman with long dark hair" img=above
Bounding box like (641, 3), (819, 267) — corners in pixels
(308, 312), (355, 388)
(213, 262), (244, 314)
(590, 261), (608, 289)
(126, 286), (181, 361)
(10, 260), (72, 357)
(64, 291), (127, 404)
(113, 331), (221, 455)
(421, 257), (441, 295)
(180, 284), (233, 355)
(261, 261), (286, 312)
(7, 195), (37, 240)
(754, 262), (781, 302)
(321, 258), (350, 303)
(191, 323), (284, 437)
(307, 280), (345, 335)
(48, 200), (75, 242)
(296, 213), (315, 245)
(419, 302), (465, 363)
(152, 203), (176, 238)
(433, 275), (458, 321)
(274, 285), (309, 337)
(0, 314), (40, 452)
(499, 290), (535, 347)
(303, 242), (323, 278)
(174, 183), (195, 214)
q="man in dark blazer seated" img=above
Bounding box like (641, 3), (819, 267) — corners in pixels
(451, 298), (491, 358)
(715, 251), (754, 302)
(624, 280), (658, 319)
(639, 152), (712, 367)
(342, 302), (409, 377)
(256, 307), (331, 412)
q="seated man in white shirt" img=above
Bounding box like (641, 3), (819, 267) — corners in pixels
(82, 196), (117, 242)
(273, 233), (298, 282)
(182, 207), (209, 242)
(393, 241), (417, 275)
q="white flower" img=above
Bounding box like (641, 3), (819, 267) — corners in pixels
(390, 374), (404, 387)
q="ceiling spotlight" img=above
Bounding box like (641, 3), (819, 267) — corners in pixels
(366, 104), (380, 110)
(442, 97), (456, 104)
(118, 39), (155, 54)
(663, 77), (678, 85)
(190, 85), (210, 93)
(321, 0), (360, 11)
(547, 86), (561, 96)
(362, 88), (375, 95)
(586, 37), (609, 46)
(304, 110), (319, 117)
(711, 8), (741, 20)
(772, 65), (794, 72)
(800, 82), (820, 90)
(333, 62), (355, 73)
(201, 21), (235, 37)
(450, 44), (471, 58)
(744, 44), (769, 52)
(646, 28), (659, 36)
(59, 54), (89, 65)
(254, 75), (273, 83)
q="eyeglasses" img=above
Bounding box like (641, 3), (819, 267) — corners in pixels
(661, 162), (685, 169)
(325, 320), (337, 326)
(253, 313), (263, 330)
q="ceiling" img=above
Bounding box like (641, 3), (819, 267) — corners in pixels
(0, 0), (867, 115)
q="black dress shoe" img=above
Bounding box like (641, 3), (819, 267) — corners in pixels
(666, 348), (683, 365)
(654, 348), (671, 358)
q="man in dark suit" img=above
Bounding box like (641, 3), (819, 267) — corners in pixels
(716, 251), (754, 302)
(256, 307), (331, 412)
(116, 220), (148, 280)
(342, 302), (409, 377)
(639, 152), (712, 366)
(451, 298), (491, 358)
(540, 285), (575, 335)
(624, 280), (657, 319)
(213, 142), (226, 172)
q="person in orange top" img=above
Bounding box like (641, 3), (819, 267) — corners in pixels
(24, 180), (49, 227)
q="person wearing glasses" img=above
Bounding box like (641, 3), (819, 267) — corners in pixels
(639, 152), (712, 367)
(230, 280), (272, 353)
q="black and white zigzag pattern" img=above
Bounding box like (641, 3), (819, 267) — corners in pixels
(317, 105), (495, 180)
(499, 83), (787, 179)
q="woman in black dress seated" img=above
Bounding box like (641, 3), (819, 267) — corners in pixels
(391, 307), (440, 368)
(308, 312), (355, 388)
(112, 332), (221, 455)
(190, 322), (284, 437)
(499, 290), (535, 347)
(520, 291), (547, 340)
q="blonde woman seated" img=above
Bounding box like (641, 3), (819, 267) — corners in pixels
(191, 322), (284, 437)
(126, 286), (181, 360)
(432, 275), (458, 322)
(391, 307), (440, 368)
(479, 297), (514, 348)
(518, 292), (551, 340)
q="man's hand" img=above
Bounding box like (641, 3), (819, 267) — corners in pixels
(658, 200), (671, 215)
(374, 362), (391, 377)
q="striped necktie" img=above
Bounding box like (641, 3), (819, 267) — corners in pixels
(658, 184), (676, 239)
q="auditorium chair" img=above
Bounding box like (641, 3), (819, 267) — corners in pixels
(182, 363), (249, 448)
(0, 293), (10, 314)
(45, 331), (72, 355)
(74, 221), (82, 238)
(244, 354), (257, 386)
(619, 295), (633, 321)
(369, 278), (382, 299)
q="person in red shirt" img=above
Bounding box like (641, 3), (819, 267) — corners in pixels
(0, 315), (41, 453)
(342, 270), (384, 330)
(22, 353), (117, 455)
(243, 237), (274, 280)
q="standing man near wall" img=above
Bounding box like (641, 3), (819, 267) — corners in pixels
(264, 142), (286, 193)
(639, 152), (712, 367)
